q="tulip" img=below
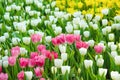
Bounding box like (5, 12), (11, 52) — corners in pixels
(111, 71), (120, 80)
(3, 61), (8, 68)
(83, 31), (90, 38)
(79, 48), (87, 56)
(59, 44), (66, 53)
(115, 56), (120, 65)
(17, 71), (24, 80)
(51, 66), (57, 74)
(108, 33), (114, 41)
(54, 59), (63, 68)
(96, 58), (104, 67)
(8, 56), (16, 66)
(102, 19), (108, 26)
(98, 68), (107, 77)
(61, 53), (67, 61)
(61, 66), (71, 74)
(22, 37), (31, 45)
(84, 60), (93, 69)
(25, 71), (33, 80)
(45, 36), (52, 42)
(101, 8), (109, 15)
(0, 73), (8, 80)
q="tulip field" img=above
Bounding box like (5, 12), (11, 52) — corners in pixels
(1, 0), (120, 80)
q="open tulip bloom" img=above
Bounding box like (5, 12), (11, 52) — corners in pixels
(0, 0), (120, 80)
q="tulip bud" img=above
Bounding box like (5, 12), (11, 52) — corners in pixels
(79, 48), (87, 56)
(84, 60), (93, 69)
(96, 58), (104, 67)
(0, 36), (6, 43)
(101, 8), (109, 15)
(108, 33), (114, 41)
(98, 68), (107, 77)
(59, 45), (66, 53)
(111, 51), (118, 58)
(111, 44), (117, 51)
(4, 33), (9, 38)
(28, 29), (34, 35)
(87, 40), (94, 47)
(74, 30), (80, 35)
(61, 53), (67, 61)
(92, 24), (98, 30)
(115, 56), (120, 65)
(61, 66), (70, 74)
(22, 37), (31, 45)
(4, 12), (10, 20)
(83, 31), (90, 38)
(3, 61), (8, 68)
(111, 71), (120, 80)
(51, 66), (57, 74)
(54, 27), (62, 35)
(45, 36), (52, 42)
(108, 42), (114, 48)
(102, 19), (108, 26)
(65, 24), (73, 33)
(12, 37), (21, 45)
(25, 71), (33, 80)
(54, 59), (63, 68)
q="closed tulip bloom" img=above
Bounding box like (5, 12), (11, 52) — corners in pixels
(28, 59), (36, 67)
(115, 56), (120, 65)
(19, 58), (29, 68)
(51, 66), (57, 74)
(17, 71), (24, 80)
(96, 58), (104, 67)
(3, 61), (8, 68)
(111, 71), (120, 80)
(84, 60), (93, 69)
(25, 71), (33, 80)
(37, 45), (46, 53)
(99, 68), (107, 77)
(83, 31), (90, 38)
(54, 59), (63, 68)
(61, 66), (70, 74)
(79, 48), (87, 56)
(94, 45), (103, 54)
(8, 56), (16, 66)
(111, 44), (117, 51)
(0, 73), (8, 80)
(108, 33), (114, 41)
(11, 46), (20, 57)
(66, 34), (75, 44)
(22, 37), (31, 45)
(45, 36), (52, 42)
(59, 45), (66, 53)
(34, 67), (43, 78)
(61, 53), (67, 61)
(102, 19), (108, 26)
(31, 34), (42, 43)
(111, 51), (118, 58)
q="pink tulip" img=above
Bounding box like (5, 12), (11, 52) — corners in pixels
(56, 34), (66, 44)
(17, 71), (24, 80)
(30, 52), (38, 59)
(34, 67), (43, 78)
(28, 59), (36, 67)
(19, 58), (29, 68)
(0, 73), (8, 80)
(49, 51), (58, 60)
(40, 78), (46, 80)
(94, 45), (103, 53)
(31, 34), (42, 43)
(0, 66), (2, 73)
(37, 45), (46, 52)
(41, 50), (50, 59)
(76, 41), (89, 49)
(8, 56), (16, 66)
(66, 34), (75, 44)
(52, 38), (59, 46)
(74, 35), (81, 41)
(34, 55), (46, 67)
(11, 46), (20, 57)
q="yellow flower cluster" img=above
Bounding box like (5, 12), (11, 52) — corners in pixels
(56, 0), (120, 15)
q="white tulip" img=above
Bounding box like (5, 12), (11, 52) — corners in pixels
(45, 36), (52, 42)
(79, 48), (87, 56)
(65, 24), (73, 33)
(111, 51), (118, 58)
(108, 42), (114, 48)
(28, 29), (34, 35)
(102, 28), (107, 35)
(108, 33), (114, 41)
(22, 37), (31, 45)
(102, 19), (108, 26)
(94, 15), (101, 21)
(25, 6), (31, 13)
(74, 30), (80, 35)
(55, 7), (59, 11)
(99, 68), (107, 77)
(111, 44), (117, 51)
(6, 6), (11, 12)
(25, 71), (33, 80)
(2, 56), (8, 61)
(4, 50), (8, 56)
(54, 59), (63, 68)
(26, 0), (33, 4)
(85, 14), (93, 21)
(45, 9), (50, 14)
(59, 45), (66, 53)
(20, 47), (27, 56)
(4, 12), (10, 20)
(12, 37), (21, 45)
(61, 66), (70, 74)
(84, 60), (93, 69)
(51, 66), (57, 74)
(111, 71), (120, 80)
(83, 31), (90, 38)
(106, 26), (111, 33)
(95, 55), (103, 60)
(92, 24), (98, 30)
(101, 8), (109, 15)
(96, 58), (104, 67)
(115, 56), (120, 65)
(0, 36), (6, 43)
(54, 27), (62, 35)
(61, 53), (67, 61)
(87, 40), (94, 47)
(114, 15), (120, 22)
(3, 61), (8, 68)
